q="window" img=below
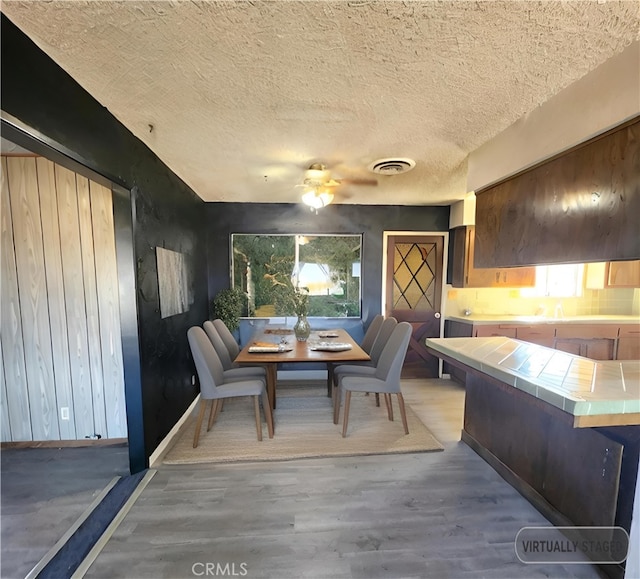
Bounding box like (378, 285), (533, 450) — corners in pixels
(521, 264), (584, 298)
(231, 234), (362, 318)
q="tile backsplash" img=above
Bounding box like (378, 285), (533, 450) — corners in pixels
(444, 286), (639, 318)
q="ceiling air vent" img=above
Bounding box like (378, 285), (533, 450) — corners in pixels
(368, 158), (416, 175)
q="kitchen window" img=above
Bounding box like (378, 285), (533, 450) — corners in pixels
(231, 234), (362, 318)
(521, 264), (584, 298)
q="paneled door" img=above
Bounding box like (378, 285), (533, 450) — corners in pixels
(385, 235), (444, 378)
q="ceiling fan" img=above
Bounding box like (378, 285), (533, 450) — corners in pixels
(298, 163), (377, 210)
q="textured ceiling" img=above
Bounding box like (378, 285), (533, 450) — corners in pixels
(2, 1), (638, 205)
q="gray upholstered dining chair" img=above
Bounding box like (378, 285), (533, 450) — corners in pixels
(333, 321), (412, 437)
(203, 320), (266, 381)
(359, 314), (385, 354)
(326, 314), (385, 396)
(332, 316), (398, 409)
(332, 316), (397, 421)
(333, 317), (397, 380)
(213, 318), (241, 360)
(187, 326), (273, 447)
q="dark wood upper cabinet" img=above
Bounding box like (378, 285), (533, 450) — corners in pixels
(474, 118), (640, 268)
(451, 226), (536, 288)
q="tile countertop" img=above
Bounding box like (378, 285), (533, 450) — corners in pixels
(446, 314), (640, 325)
(425, 336), (640, 426)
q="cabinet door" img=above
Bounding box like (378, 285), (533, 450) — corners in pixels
(554, 338), (583, 356)
(616, 338), (640, 360)
(585, 262), (640, 289)
(555, 325), (618, 340)
(474, 325), (517, 338)
(585, 339), (615, 360)
(502, 268), (537, 287)
(516, 326), (556, 347)
(450, 227), (468, 288)
(585, 262), (607, 290)
(445, 320), (474, 338)
(554, 337), (614, 360)
(451, 226), (536, 288)
(607, 261), (640, 287)
(616, 325), (640, 360)
(466, 228), (536, 288)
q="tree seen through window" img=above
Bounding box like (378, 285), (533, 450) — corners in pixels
(232, 234), (362, 318)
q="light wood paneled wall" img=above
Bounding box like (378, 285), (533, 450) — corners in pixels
(90, 180), (127, 436)
(1, 158), (32, 441)
(0, 157), (127, 441)
(36, 158), (75, 440)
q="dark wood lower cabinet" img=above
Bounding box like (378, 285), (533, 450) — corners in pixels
(515, 325), (556, 347)
(617, 325), (640, 359)
(460, 369), (639, 579)
(442, 320), (472, 383)
(618, 337), (640, 360)
(554, 337), (615, 360)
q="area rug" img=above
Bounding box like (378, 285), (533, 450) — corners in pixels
(162, 382), (443, 465)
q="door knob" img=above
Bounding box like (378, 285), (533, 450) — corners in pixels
(434, 312), (441, 319)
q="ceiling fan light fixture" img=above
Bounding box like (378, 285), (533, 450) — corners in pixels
(304, 163), (331, 185)
(301, 188), (334, 210)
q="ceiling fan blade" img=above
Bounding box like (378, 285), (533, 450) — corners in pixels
(338, 178), (378, 186)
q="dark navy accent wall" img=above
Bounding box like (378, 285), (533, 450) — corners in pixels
(1, 15), (208, 471)
(206, 203), (450, 328)
(2, 15), (450, 471)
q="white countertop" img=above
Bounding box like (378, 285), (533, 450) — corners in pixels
(447, 314), (640, 325)
(425, 336), (640, 424)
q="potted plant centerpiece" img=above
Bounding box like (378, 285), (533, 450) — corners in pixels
(264, 269), (311, 341)
(290, 284), (311, 341)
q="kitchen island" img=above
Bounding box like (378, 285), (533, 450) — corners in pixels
(446, 314), (640, 325)
(444, 314), (640, 382)
(425, 336), (639, 576)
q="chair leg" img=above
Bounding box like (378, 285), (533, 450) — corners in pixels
(193, 399), (207, 448)
(396, 393), (409, 434)
(375, 393), (380, 407)
(253, 395), (263, 441)
(262, 390), (274, 438)
(341, 391), (352, 437)
(207, 399), (220, 431)
(384, 393), (394, 421)
(333, 385), (341, 424)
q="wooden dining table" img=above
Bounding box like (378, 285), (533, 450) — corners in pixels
(234, 326), (370, 410)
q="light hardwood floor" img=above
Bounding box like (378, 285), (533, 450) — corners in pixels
(84, 379), (606, 579)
